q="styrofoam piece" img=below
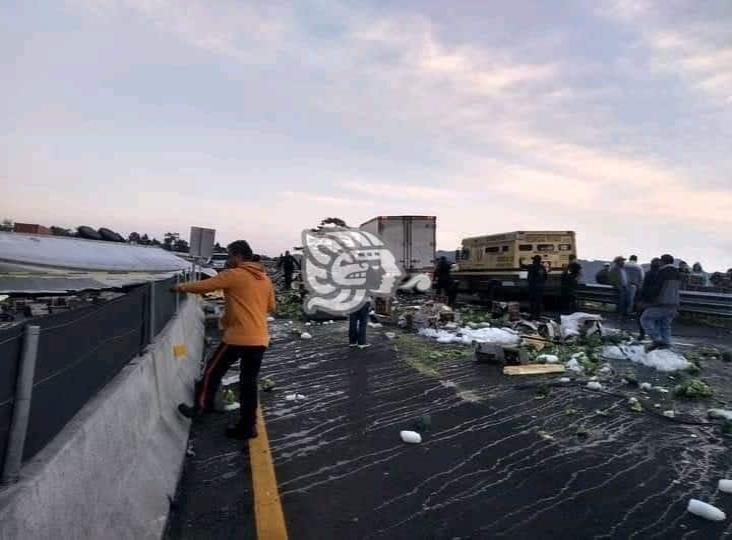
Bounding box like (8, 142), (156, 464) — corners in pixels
(687, 499), (726, 521)
(400, 430), (422, 444)
(719, 479), (732, 494)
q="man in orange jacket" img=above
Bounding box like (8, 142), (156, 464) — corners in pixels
(175, 240), (276, 440)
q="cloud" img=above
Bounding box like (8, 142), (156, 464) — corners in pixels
(71, 0), (293, 63)
(281, 191), (369, 206)
(340, 181), (461, 202)
(602, 0), (732, 104)
(4, 1), (730, 270)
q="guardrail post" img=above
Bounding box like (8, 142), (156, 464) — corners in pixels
(2, 325), (40, 484)
(175, 273), (180, 314)
(149, 280), (156, 341)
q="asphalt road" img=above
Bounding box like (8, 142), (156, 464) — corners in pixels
(166, 316), (732, 539)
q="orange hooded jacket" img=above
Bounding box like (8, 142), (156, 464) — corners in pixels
(177, 262), (276, 347)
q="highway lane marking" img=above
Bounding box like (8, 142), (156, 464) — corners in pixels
(249, 406), (288, 540)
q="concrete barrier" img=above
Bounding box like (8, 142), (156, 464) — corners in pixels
(0, 297), (204, 540)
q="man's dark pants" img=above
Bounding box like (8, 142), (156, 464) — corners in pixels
(196, 343), (265, 429)
(349, 302), (370, 345)
(284, 270), (293, 290)
(529, 286), (544, 319)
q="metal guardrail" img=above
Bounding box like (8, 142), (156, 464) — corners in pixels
(577, 283), (732, 318)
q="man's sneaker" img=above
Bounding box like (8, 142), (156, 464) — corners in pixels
(177, 403), (200, 419)
(358, 343), (371, 349)
(226, 424), (258, 440)
(349, 343), (358, 348)
(645, 342), (663, 353)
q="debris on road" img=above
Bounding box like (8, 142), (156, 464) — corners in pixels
(400, 430), (422, 444)
(602, 345), (691, 372)
(300, 332), (312, 340)
(384, 331), (397, 339)
(285, 393), (306, 401)
(628, 397), (643, 412)
(418, 326), (520, 346)
(719, 480), (732, 494)
(674, 378), (713, 398)
(560, 312), (604, 340)
(260, 378), (276, 392)
(503, 364), (566, 376)
(687, 499), (726, 521)
(586, 381), (603, 390)
(708, 409), (732, 421)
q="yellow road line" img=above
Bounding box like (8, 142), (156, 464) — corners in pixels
(249, 406), (288, 540)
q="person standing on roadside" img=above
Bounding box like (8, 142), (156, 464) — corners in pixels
(521, 255), (548, 319)
(348, 298), (371, 349)
(278, 250), (300, 291)
(608, 256), (629, 316)
(595, 262), (611, 285)
(433, 256), (452, 297)
(624, 254), (645, 315)
(640, 254), (680, 351)
(560, 254), (582, 314)
(637, 257), (661, 340)
(175, 240), (276, 440)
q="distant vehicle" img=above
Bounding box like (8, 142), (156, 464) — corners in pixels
(360, 215), (436, 292)
(453, 230), (577, 296)
(208, 253), (229, 270)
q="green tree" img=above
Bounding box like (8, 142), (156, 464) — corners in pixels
(0, 218), (13, 232)
(163, 232), (179, 251)
(312, 217), (348, 232)
(173, 238), (189, 252)
(128, 231), (141, 244)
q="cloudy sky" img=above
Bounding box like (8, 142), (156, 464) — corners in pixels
(2, 0), (730, 269)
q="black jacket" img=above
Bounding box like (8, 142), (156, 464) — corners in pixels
(641, 265), (680, 307)
(524, 262), (548, 289)
(279, 255), (299, 273)
(434, 260), (452, 281)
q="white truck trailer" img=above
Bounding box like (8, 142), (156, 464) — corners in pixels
(360, 215), (436, 292)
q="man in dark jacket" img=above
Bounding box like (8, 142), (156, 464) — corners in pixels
(560, 255), (582, 314)
(433, 256), (452, 296)
(637, 257), (661, 340)
(595, 263), (611, 285)
(521, 255), (548, 319)
(640, 254), (680, 350)
(278, 250), (299, 290)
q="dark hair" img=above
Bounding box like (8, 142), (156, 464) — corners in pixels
(629, 255), (638, 261)
(660, 254), (674, 265)
(228, 240), (253, 260)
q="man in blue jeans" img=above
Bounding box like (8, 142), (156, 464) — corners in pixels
(348, 301), (371, 349)
(640, 254), (680, 351)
